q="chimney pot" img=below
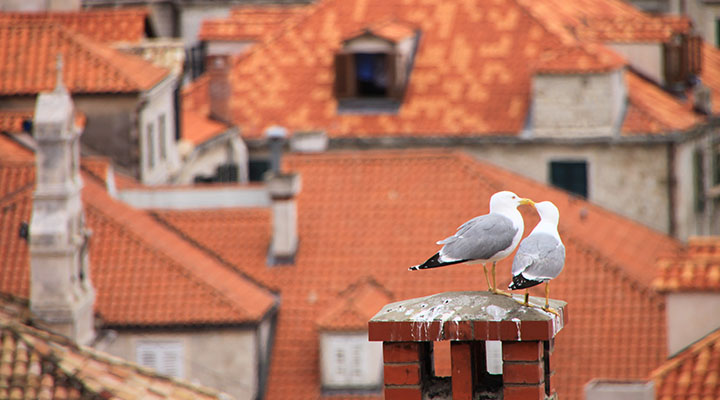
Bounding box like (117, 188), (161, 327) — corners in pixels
(267, 172), (301, 265)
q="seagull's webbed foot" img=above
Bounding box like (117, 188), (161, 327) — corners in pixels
(491, 288), (513, 297)
(542, 306), (560, 316)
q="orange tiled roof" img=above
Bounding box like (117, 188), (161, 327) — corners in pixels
(316, 278), (393, 331)
(152, 149), (678, 400)
(0, 135), (33, 162)
(0, 110), (32, 133)
(0, 161), (276, 327)
(654, 237), (720, 292)
(0, 22), (168, 95)
(226, 0), (708, 140)
(199, 5), (308, 41)
(652, 326), (720, 400)
(0, 308), (231, 399)
(622, 71), (703, 135)
(700, 43), (720, 115)
(181, 75), (232, 145)
(0, 7), (149, 43)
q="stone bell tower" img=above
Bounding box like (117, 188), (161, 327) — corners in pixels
(29, 57), (95, 345)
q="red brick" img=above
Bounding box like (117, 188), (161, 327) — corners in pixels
(518, 320), (554, 340)
(383, 342), (421, 363)
(384, 386), (422, 400)
(383, 364), (420, 385)
(502, 341), (543, 361)
(503, 384), (545, 400)
(451, 342), (473, 400)
(473, 321), (501, 340)
(503, 362), (544, 384)
(443, 320), (473, 340)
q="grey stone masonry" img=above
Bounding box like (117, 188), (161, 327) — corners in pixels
(29, 72), (95, 345)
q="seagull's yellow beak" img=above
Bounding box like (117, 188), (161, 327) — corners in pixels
(519, 198), (535, 207)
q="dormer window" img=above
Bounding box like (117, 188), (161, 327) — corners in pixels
(334, 21), (418, 111)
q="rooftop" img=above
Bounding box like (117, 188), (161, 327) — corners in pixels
(654, 236), (720, 292)
(0, 301), (232, 399)
(0, 159), (276, 328)
(151, 149), (677, 400)
(0, 22), (168, 95)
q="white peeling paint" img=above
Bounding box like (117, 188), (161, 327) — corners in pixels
(486, 341), (503, 375)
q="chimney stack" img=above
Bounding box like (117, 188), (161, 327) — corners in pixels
(369, 292), (567, 400)
(207, 55), (232, 124)
(266, 172), (301, 265)
(29, 57), (95, 345)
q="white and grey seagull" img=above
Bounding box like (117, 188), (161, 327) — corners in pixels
(508, 201), (565, 314)
(409, 191), (535, 295)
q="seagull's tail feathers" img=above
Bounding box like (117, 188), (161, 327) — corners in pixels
(409, 252), (468, 271)
(508, 273), (543, 290)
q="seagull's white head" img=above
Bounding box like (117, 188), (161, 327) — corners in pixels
(489, 191), (534, 213)
(535, 201), (560, 226)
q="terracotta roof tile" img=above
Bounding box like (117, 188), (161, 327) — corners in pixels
(654, 237), (720, 292)
(152, 149), (677, 400)
(199, 5), (308, 41)
(0, 135), (33, 162)
(652, 326), (720, 400)
(622, 71), (703, 135)
(316, 278), (393, 331)
(700, 43), (720, 115)
(0, 309), (231, 399)
(0, 161), (276, 327)
(0, 22), (169, 95)
(0, 110), (32, 134)
(225, 0), (707, 140)
(0, 7), (149, 43)
(180, 76), (232, 145)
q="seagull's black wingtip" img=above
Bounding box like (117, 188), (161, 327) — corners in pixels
(508, 273), (543, 290)
(409, 252), (468, 271)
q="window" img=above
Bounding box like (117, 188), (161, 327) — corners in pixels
(320, 333), (383, 390)
(335, 51), (400, 100)
(136, 340), (184, 378)
(249, 159), (271, 182)
(158, 114), (167, 161)
(550, 161), (588, 198)
(146, 123), (155, 169)
(712, 138), (720, 187)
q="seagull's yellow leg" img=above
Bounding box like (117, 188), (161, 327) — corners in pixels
(524, 289), (530, 306)
(541, 282), (559, 316)
(491, 262), (512, 297)
(482, 264), (492, 291)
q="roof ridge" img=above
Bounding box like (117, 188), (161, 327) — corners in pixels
(651, 325), (720, 379)
(84, 200), (255, 323)
(81, 179), (275, 323)
(149, 210), (278, 293)
(58, 25), (163, 91)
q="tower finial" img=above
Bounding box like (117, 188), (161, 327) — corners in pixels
(54, 53), (66, 94)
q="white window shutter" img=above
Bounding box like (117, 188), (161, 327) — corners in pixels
(136, 341), (184, 378)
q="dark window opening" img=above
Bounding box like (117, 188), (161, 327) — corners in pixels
(193, 163), (238, 183)
(712, 139), (720, 187)
(355, 53), (389, 97)
(249, 159), (271, 182)
(550, 161), (588, 198)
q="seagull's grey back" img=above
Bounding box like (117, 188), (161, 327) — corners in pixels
(511, 233), (565, 280)
(439, 213), (517, 261)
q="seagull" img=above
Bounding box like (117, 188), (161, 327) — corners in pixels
(409, 191), (535, 295)
(508, 201), (565, 315)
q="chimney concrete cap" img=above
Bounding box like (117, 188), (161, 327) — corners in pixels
(267, 172), (301, 199)
(369, 291), (567, 342)
(585, 380), (655, 400)
(265, 125), (288, 140)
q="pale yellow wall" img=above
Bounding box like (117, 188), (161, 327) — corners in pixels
(667, 292), (720, 355)
(465, 142), (671, 233)
(675, 131), (720, 241)
(608, 43), (663, 84)
(139, 77), (181, 185)
(531, 70), (626, 138)
(100, 328), (258, 400)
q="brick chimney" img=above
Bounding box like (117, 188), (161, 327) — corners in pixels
(29, 58), (95, 345)
(207, 55), (232, 124)
(369, 292), (567, 400)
